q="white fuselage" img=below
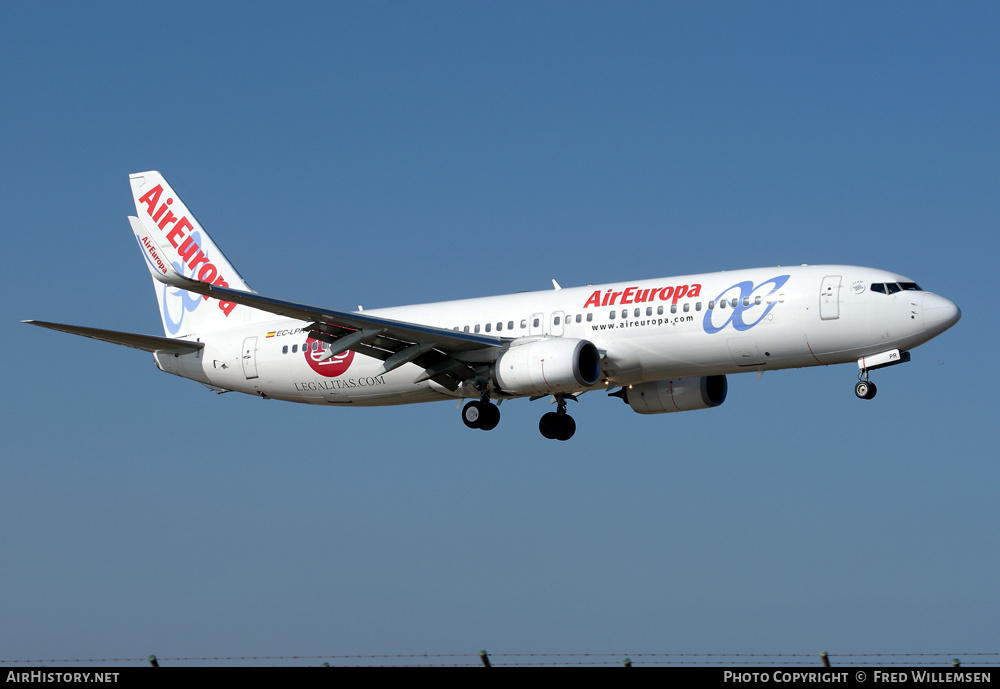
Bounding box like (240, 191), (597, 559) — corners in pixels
(153, 264), (958, 407)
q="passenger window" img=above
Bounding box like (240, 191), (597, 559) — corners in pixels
(730, 298), (738, 308)
(709, 300), (715, 309)
(474, 324), (481, 333)
(463, 325), (470, 333)
(292, 344), (298, 353)
(671, 304), (677, 314)
(743, 297), (750, 307)
(719, 300), (726, 309)
(576, 314), (581, 323)
(646, 307), (652, 316)
(586, 313), (593, 322)
(695, 302), (702, 311)
(520, 319), (527, 329)
(508, 321), (514, 330)
(755, 296), (762, 305)
(621, 309), (628, 319)
(553, 316), (560, 326)
(485, 323), (491, 332)
(533, 318), (540, 328)
(657, 305), (663, 315)
(634, 308), (640, 317)
(610, 310), (616, 320)
(282, 345), (288, 354)
(683, 303), (690, 312)
(496, 322), (502, 332)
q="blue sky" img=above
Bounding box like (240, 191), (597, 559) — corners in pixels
(1, 1), (996, 666)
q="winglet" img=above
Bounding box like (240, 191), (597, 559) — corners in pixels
(131, 216), (244, 299)
(130, 216), (183, 285)
(132, 217), (220, 293)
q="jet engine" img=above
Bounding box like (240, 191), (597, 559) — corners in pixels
(493, 338), (602, 396)
(615, 375), (728, 414)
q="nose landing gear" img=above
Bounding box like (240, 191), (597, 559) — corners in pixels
(853, 349), (911, 399)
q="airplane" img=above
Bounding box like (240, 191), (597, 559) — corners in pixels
(25, 171), (961, 441)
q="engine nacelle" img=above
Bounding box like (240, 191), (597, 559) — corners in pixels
(494, 338), (602, 396)
(619, 375), (727, 414)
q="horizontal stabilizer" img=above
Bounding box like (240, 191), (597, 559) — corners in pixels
(22, 321), (204, 354)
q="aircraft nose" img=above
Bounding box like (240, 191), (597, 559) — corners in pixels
(922, 293), (961, 335)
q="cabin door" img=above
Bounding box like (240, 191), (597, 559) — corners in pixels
(242, 336), (259, 379)
(820, 275), (842, 320)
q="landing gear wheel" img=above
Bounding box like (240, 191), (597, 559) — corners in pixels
(539, 412), (559, 439)
(539, 412), (576, 440)
(479, 402), (501, 431)
(864, 381), (877, 399)
(462, 401), (483, 429)
(855, 380), (877, 400)
(554, 414), (576, 441)
(463, 400), (500, 430)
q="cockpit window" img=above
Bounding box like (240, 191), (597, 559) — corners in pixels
(871, 282), (923, 294)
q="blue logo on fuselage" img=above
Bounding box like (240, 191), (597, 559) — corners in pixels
(702, 275), (790, 334)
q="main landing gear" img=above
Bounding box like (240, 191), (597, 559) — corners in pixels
(462, 399), (500, 431)
(459, 390), (578, 440)
(538, 395), (576, 441)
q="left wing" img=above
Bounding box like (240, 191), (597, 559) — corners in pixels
(23, 321), (205, 355)
(132, 216), (505, 390)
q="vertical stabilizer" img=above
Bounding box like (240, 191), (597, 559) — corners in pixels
(129, 171), (263, 338)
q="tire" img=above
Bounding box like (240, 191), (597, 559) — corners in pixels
(554, 414), (576, 441)
(479, 403), (501, 431)
(864, 381), (877, 400)
(462, 401), (483, 429)
(539, 412), (559, 439)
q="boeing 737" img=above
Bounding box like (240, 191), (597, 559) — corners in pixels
(26, 171), (961, 440)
